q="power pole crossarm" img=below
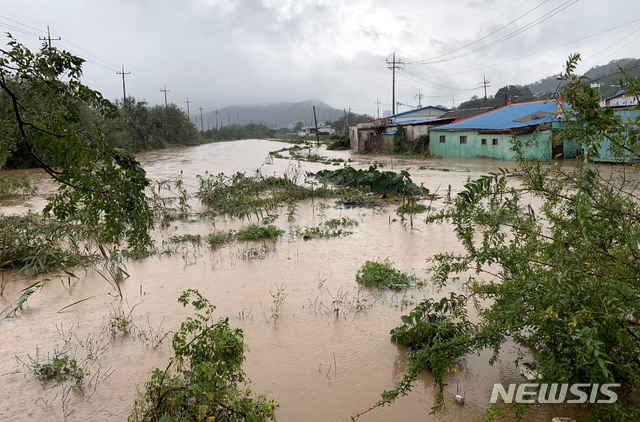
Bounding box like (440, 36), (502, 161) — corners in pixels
(39, 25), (60, 48)
(116, 65), (130, 103)
(386, 52), (404, 115)
(160, 85), (170, 107)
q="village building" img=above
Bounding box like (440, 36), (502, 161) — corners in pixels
(428, 100), (578, 160)
(594, 92), (640, 162)
(349, 106), (491, 153)
(297, 124), (335, 136)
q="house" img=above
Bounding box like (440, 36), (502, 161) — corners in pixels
(390, 105), (450, 124)
(428, 100), (578, 160)
(349, 106), (491, 153)
(298, 124), (335, 136)
(592, 104), (640, 162)
(601, 91), (638, 108)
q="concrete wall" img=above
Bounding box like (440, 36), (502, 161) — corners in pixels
(428, 129), (562, 160)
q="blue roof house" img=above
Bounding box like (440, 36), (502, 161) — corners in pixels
(428, 101), (577, 160)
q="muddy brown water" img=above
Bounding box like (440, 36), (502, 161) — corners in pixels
(0, 140), (590, 421)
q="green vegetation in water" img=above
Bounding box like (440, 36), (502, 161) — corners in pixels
(396, 202), (428, 216)
(0, 214), (93, 275)
(293, 217), (358, 240)
(336, 194), (380, 208)
(355, 259), (418, 290)
(236, 224), (284, 241)
(36, 355), (86, 385)
(205, 231), (234, 249)
(169, 234), (203, 245)
(196, 170), (336, 221)
(270, 145), (345, 165)
(0, 173), (37, 200)
(129, 290), (278, 421)
(326, 134), (351, 150)
(312, 165), (428, 197)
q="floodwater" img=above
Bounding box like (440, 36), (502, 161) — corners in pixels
(0, 140), (586, 421)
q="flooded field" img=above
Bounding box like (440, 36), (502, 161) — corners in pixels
(0, 139), (585, 421)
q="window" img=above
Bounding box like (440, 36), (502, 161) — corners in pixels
(439, 135), (446, 143)
(481, 138), (487, 145)
(492, 138), (499, 145)
(459, 135), (467, 144)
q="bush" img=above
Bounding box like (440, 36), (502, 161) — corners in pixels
(130, 290), (278, 421)
(355, 259), (417, 290)
(326, 135), (350, 150)
(236, 224), (284, 241)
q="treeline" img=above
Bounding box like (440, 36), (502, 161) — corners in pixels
(5, 96), (200, 169)
(201, 123), (277, 141)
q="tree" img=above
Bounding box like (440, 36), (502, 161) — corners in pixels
(0, 36), (153, 251)
(360, 55), (640, 421)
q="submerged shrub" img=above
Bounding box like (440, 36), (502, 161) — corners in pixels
(36, 355), (86, 385)
(355, 259), (417, 290)
(236, 224), (284, 241)
(206, 231), (234, 248)
(0, 213), (93, 275)
(312, 165), (428, 197)
(129, 290), (278, 421)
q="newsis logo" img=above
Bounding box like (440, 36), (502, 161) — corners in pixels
(490, 383), (620, 404)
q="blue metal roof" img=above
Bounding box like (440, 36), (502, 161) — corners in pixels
(391, 105), (450, 118)
(434, 101), (560, 131)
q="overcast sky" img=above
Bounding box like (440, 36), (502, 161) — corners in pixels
(2, 0), (640, 117)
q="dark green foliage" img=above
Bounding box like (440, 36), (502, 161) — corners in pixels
(0, 214), (93, 275)
(411, 134), (429, 155)
(236, 224), (284, 241)
(0, 36), (153, 251)
(355, 259), (417, 290)
(367, 55), (640, 421)
(129, 290), (278, 421)
(396, 202), (427, 216)
(293, 217), (358, 239)
(326, 135), (350, 150)
(36, 355), (85, 385)
(392, 125), (406, 154)
(312, 165), (428, 197)
(202, 123), (276, 142)
(336, 194), (380, 208)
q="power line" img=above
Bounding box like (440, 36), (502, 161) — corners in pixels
(408, 0), (551, 64)
(411, 0), (579, 65)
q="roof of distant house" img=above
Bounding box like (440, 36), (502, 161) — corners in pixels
(433, 101), (560, 131)
(390, 105), (450, 118)
(603, 90), (628, 101)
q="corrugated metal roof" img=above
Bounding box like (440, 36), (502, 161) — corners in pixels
(434, 101), (560, 131)
(390, 105), (450, 118)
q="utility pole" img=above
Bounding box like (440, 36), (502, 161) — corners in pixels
(343, 109), (347, 132)
(386, 51), (404, 115)
(215, 109), (219, 129)
(237, 114), (240, 125)
(376, 98), (381, 119)
(116, 65), (130, 103)
(39, 25), (60, 48)
(415, 91), (424, 108)
(184, 97), (192, 118)
(482, 75), (491, 107)
(313, 106), (320, 147)
(198, 106), (205, 132)
(347, 106), (351, 127)
(228, 115), (231, 126)
(160, 85), (170, 107)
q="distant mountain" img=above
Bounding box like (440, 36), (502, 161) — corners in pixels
(528, 58), (640, 99)
(200, 99), (345, 129)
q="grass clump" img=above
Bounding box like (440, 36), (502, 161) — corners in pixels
(293, 217), (358, 240)
(196, 171), (336, 221)
(396, 202), (428, 216)
(336, 194), (380, 208)
(0, 213), (93, 275)
(169, 234), (202, 245)
(0, 173), (37, 201)
(236, 224), (284, 241)
(324, 217), (358, 228)
(129, 290), (278, 421)
(356, 259), (417, 290)
(312, 165), (428, 197)
(206, 231), (234, 249)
